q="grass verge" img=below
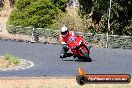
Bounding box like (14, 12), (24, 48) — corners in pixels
(0, 54), (20, 68)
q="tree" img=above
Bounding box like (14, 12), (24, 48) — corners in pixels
(78, 0), (93, 17)
(8, 0), (67, 28)
(52, 0), (68, 12)
(0, 0), (4, 9)
(110, 0), (132, 35)
(79, 0), (132, 36)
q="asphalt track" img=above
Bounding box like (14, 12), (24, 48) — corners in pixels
(0, 40), (132, 77)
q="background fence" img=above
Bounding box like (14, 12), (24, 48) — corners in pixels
(7, 25), (132, 50)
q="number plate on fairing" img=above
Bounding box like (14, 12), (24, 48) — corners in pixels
(68, 36), (76, 42)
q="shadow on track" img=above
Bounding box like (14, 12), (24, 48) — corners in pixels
(60, 53), (93, 62)
(62, 59), (94, 62)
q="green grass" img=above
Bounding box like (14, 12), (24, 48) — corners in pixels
(4, 54), (20, 65)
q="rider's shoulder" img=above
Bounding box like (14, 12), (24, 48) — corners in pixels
(69, 31), (74, 35)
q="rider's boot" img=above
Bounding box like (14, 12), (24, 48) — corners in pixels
(73, 55), (76, 59)
(60, 51), (73, 59)
(60, 50), (68, 59)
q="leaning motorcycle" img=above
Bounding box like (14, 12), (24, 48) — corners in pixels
(63, 35), (92, 62)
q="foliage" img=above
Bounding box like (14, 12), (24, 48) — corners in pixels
(52, 0), (68, 12)
(8, 0), (67, 28)
(78, 0), (132, 36)
(50, 11), (91, 32)
(110, 0), (132, 35)
(0, 0), (4, 9)
(78, 0), (93, 16)
(4, 54), (20, 65)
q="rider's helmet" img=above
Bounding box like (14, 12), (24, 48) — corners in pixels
(60, 25), (69, 37)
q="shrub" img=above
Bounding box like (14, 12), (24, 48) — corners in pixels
(4, 54), (13, 60)
(8, 0), (67, 28)
(50, 12), (93, 32)
(4, 54), (20, 65)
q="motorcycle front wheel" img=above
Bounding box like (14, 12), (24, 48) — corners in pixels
(80, 49), (92, 62)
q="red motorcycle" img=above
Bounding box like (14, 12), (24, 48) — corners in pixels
(66, 35), (92, 62)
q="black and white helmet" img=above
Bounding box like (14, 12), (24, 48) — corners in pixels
(60, 25), (69, 36)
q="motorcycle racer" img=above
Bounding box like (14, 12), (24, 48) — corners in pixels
(59, 25), (88, 59)
(59, 25), (74, 58)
